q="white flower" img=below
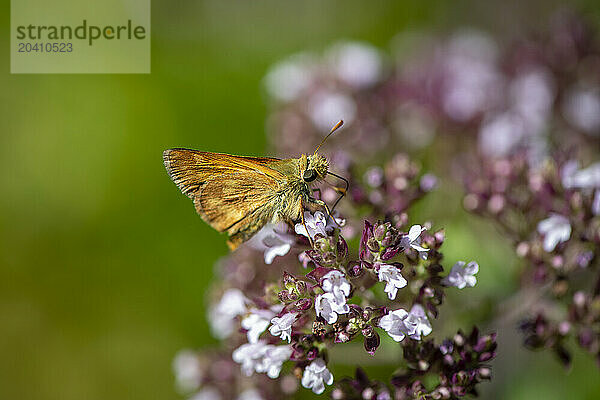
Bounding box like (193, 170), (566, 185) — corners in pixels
(236, 388), (263, 400)
(209, 289), (249, 339)
(301, 358), (334, 395)
(537, 214), (572, 252)
(257, 345), (293, 379)
(242, 309), (274, 344)
(263, 53), (314, 102)
(400, 224), (429, 258)
(269, 312), (297, 343)
(190, 386), (222, 400)
(315, 292), (349, 324)
(405, 304), (432, 340)
(442, 261), (479, 289)
(173, 350), (202, 392)
(294, 211), (344, 240)
(561, 161), (600, 190)
(377, 263), (407, 300)
(321, 270), (351, 299)
(233, 342), (269, 377)
(248, 222), (295, 264)
(593, 190), (600, 216)
(308, 90), (356, 132)
(562, 87), (600, 135)
(378, 308), (415, 342)
(327, 41), (382, 88)
(232, 342), (292, 379)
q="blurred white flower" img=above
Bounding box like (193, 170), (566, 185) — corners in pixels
(190, 386), (222, 400)
(376, 263), (407, 300)
(478, 111), (525, 157)
(406, 304), (432, 340)
(269, 312), (297, 343)
(442, 261), (479, 289)
(301, 358), (334, 395)
(232, 342), (292, 379)
(537, 214), (571, 252)
(563, 87), (600, 136)
(257, 345), (293, 379)
(173, 350), (202, 392)
(294, 211), (343, 240)
(308, 90), (356, 132)
(400, 224), (429, 257)
(593, 190), (600, 216)
(264, 53), (314, 102)
(236, 389), (263, 400)
(378, 308), (415, 342)
(315, 292), (349, 324)
(442, 31), (502, 122)
(327, 41), (383, 88)
(561, 161), (600, 189)
(321, 270), (351, 299)
(248, 222), (295, 264)
(510, 69), (554, 134)
(209, 289), (249, 339)
(242, 309), (274, 344)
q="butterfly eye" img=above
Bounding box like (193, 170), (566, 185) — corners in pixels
(303, 169), (317, 182)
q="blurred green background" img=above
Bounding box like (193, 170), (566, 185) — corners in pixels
(2, 1), (600, 399)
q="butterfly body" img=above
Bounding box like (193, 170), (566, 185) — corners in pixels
(163, 149), (330, 250)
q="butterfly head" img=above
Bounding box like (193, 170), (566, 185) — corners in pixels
(303, 154), (329, 183)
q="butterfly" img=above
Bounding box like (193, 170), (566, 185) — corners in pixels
(163, 121), (347, 250)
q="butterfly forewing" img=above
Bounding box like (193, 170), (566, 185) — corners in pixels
(163, 149), (288, 249)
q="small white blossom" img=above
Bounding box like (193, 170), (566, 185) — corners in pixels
(327, 41), (382, 88)
(378, 308), (415, 342)
(263, 53), (315, 102)
(400, 224), (429, 258)
(301, 358), (334, 395)
(232, 342), (292, 379)
(321, 270), (351, 299)
(242, 309), (274, 344)
(294, 211), (344, 240)
(561, 161), (600, 190)
(377, 263), (407, 300)
(315, 292), (349, 324)
(537, 214), (571, 252)
(233, 342), (269, 377)
(173, 350), (202, 392)
(209, 289), (249, 339)
(308, 90), (356, 132)
(269, 312), (297, 343)
(190, 386), (222, 400)
(406, 304), (432, 340)
(257, 345), (293, 379)
(236, 388), (263, 400)
(442, 261), (479, 289)
(562, 87), (600, 135)
(248, 222), (295, 264)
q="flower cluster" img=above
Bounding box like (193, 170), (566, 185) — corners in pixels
(332, 327), (496, 400)
(260, 10), (600, 372)
(173, 150), (493, 399)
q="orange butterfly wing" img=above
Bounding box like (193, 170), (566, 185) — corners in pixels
(163, 149), (288, 249)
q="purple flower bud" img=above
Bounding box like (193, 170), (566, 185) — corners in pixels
(362, 387), (376, 399)
(479, 352), (494, 361)
(374, 224), (387, 241)
(306, 347), (318, 360)
(363, 330), (380, 355)
(306, 266), (335, 282)
(348, 263), (364, 278)
(295, 298), (312, 311)
(440, 339), (454, 355)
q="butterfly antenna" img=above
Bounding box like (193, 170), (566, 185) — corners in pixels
(314, 120), (344, 154)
